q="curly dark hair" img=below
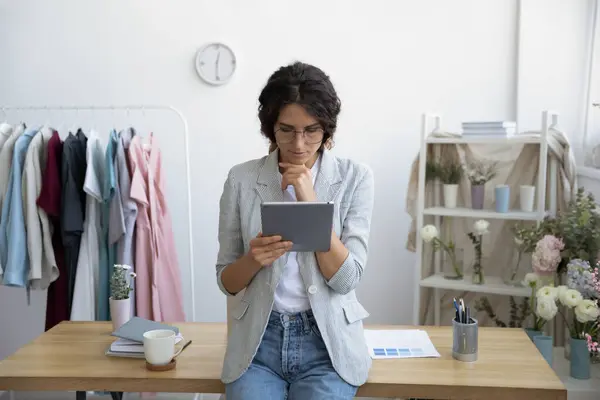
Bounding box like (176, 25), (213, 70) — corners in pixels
(258, 62), (341, 151)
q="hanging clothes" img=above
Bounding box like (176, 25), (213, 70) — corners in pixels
(23, 126), (59, 290)
(109, 127), (138, 318)
(130, 133), (185, 322)
(70, 130), (103, 321)
(1, 129), (38, 288)
(97, 130), (118, 321)
(0, 123), (14, 154)
(60, 129), (87, 315)
(38, 131), (67, 331)
(0, 124), (25, 255)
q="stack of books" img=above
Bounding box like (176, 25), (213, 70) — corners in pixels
(461, 121), (517, 137)
(105, 317), (183, 359)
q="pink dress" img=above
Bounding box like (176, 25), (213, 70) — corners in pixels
(129, 134), (186, 322)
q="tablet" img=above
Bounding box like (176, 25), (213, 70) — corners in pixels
(260, 201), (334, 252)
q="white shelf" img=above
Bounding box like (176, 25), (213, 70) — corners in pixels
(423, 206), (543, 221)
(420, 274), (531, 297)
(426, 134), (541, 144)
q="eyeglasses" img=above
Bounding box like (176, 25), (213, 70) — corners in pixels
(275, 126), (324, 144)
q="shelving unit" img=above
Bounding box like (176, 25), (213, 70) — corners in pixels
(412, 111), (560, 325)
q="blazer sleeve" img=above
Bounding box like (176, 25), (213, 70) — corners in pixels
(326, 166), (375, 294)
(215, 169), (244, 296)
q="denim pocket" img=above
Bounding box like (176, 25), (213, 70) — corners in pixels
(310, 321), (323, 338)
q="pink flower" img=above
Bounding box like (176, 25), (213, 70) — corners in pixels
(531, 235), (564, 276)
(593, 265), (600, 294)
(586, 333), (599, 353)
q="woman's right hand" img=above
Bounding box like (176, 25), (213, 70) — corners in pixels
(247, 232), (293, 267)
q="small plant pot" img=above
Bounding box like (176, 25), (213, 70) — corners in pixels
(494, 185), (510, 213)
(470, 184), (485, 209)
(109, 297), (132, 331)
(443, 184), (458, 208)
(519, 185), (535, 212)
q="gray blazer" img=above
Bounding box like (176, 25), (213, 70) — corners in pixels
(215, 148), (375, 386)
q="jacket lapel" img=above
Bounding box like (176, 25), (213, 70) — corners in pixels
(255, 149), (284, 203)
(314, 150), (343, 203)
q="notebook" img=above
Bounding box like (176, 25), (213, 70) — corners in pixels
(111, 317), (179, 343)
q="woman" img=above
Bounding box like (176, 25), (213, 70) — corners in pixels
(215, 61), (375, 399)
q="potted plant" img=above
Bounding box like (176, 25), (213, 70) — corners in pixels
(466, 160), (498, 209)
(556, 283), (599, 379)
(467, 219), (489, 284)
(426, 160), (464, 208)
(421, 223), (463, 280)
(537, 188), (600, 274)
(505, 223), (539, 286)
(109, 264), (136, 331)
(565, 260), (600, 364)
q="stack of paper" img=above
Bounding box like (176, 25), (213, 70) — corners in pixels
(461, 121), (516, 137)
(106, 333), (184, 359)
(363, 329), (440, 359)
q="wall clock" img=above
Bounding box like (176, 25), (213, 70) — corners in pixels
(195, 43), (237, 86)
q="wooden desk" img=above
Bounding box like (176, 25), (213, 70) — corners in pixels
(0, 322), (566, 400)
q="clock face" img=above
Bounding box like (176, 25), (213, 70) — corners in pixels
(195, 43), (237, 85)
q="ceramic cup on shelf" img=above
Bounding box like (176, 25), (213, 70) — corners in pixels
(519, 185), (535, 212)
(443, 184), (458, 209)
(143, 329), (177, 366)
(494, 185), (510, 213)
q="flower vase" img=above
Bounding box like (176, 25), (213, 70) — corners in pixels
(471, 184), (485, 209)
(443, 248), (464, 280)
(570, 338), (591, 380)
(533, 335), (553, 367)
(503, 246), (525, 286)
(471, 256), (486, 285)
(443, 184), (458, 209)
(109, 297), (131, 331)
(524, 328), (542, 341)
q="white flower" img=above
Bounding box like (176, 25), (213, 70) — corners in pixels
(574, 299), (600, 323)
(523, 272), (540, 288)
(514, 237), (524, 246)
(536, 297), (558, 320)
(130, 272), (137, 278)
(556, 285), (569, 304)
(473, 220), (490, 235)
(537, 285), (558, 301)
(421, 225), (439, 243)
(560, 289), (583, 308)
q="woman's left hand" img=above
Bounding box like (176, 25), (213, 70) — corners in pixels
(279, 162), (317, 202)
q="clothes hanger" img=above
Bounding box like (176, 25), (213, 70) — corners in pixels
(69, 108), (80, 134)
(141, 106), (152, 150)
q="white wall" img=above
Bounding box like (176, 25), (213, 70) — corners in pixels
(0, 0), (595, 364)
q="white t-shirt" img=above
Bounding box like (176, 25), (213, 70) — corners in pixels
(273, 155), (321, 313)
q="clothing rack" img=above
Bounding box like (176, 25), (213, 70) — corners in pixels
(0, 104), (197, 324)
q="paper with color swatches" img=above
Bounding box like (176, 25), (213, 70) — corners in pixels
(363, 329), (441, 359)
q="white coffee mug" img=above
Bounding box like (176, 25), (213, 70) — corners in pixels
(143, 329), (176, 366)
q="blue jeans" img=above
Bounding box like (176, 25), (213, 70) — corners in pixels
(225, 309), (358, 400)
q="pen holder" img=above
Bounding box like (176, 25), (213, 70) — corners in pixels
(452, 317), (478, 362)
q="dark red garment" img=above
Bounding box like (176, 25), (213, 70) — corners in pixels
(37, 131), (68, 331)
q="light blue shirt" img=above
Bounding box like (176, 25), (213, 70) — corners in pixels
(98, 129), (117, 321)
(1, 129), (38, 287)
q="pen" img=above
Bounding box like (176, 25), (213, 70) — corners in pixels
(459, 298), (465, 323)
(453, 298), (459, 321)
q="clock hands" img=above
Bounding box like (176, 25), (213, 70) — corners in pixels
(215, 50), (221, 81)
